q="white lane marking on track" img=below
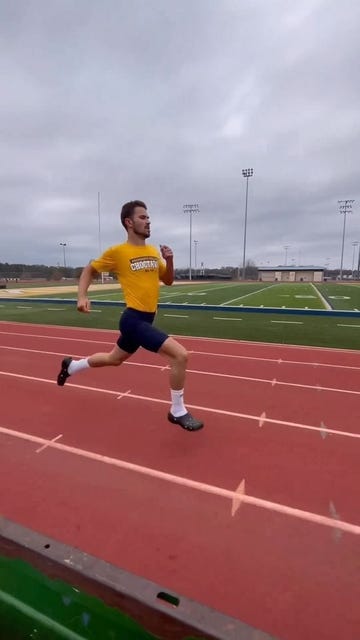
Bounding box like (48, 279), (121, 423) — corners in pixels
(2, 321), (360, 354)
(1, 423), (359, 536)
(1, 370), (359, 441)
(36, 434), (63, 453)
(3, 344), (360, 396)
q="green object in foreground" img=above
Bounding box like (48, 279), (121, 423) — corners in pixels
(0, 556), (160, 639)
(0, 516), (275, 640)
(0, 555), (206, 640)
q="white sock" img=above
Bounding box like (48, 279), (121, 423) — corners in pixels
(170, 389), (187, 417)
(68, 358), (90, 376)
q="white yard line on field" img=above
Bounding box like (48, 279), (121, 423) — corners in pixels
(220, 284), (278, 306)
(310, 283), (332, 310)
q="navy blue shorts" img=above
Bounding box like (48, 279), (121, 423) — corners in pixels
(117, 307), (169, 354)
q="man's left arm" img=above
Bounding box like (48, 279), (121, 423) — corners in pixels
(159, 245), (174, 285)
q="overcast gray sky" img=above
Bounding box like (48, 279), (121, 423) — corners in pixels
(1, 0), (359, 271)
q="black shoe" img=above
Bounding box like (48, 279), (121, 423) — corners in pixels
(168, 412), (204, 431)
(57, 357), (72, 386)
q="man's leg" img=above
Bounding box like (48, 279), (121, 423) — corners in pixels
(57, 344), (130, 386)
(159, 337), (203, 431)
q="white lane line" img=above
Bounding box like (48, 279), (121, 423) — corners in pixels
(1, 423), (359, 536)
(220, 284), (277, 306)
(2, 326), (360, 361)
(190, 349), (360, 371)
(311, 283), (331, 310)
(213, 317), (242, 321)
(174, 332), (360, 353)
(2, 322), (360, 355)
(1, 345), (360, 397)
(0, 370), (359, 441)
(271, 320), (303, 325)
(117, 389), (132, 400)
(1, 337), (359, 372)
(337, 324), (360, 328)
(163, 314), (189, 318)
(0, 329), (116, 346)
(36, 434), (63, 453)
(160, 283), (237, 300)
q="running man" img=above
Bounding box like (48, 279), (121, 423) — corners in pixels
(57, 200), (204, 431)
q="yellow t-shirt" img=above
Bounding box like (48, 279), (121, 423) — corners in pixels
(91, 243), (167, 312)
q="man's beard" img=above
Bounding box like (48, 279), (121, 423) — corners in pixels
(134, 227), (150, 238)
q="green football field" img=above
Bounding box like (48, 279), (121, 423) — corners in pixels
(22, 280), (360, 311)
(1, 281), (360, 350)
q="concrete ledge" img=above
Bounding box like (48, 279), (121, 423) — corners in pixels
(0, 516), (275, 640)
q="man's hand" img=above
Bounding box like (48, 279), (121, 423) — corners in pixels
(160, 245), (173, 260)
(77, 296), (91, 313)
(160, 245), (174, 285)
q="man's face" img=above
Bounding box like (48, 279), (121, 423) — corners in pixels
(128, 206), (150, 238)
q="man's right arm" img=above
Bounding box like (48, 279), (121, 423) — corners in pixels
(77, 263), (99, 313)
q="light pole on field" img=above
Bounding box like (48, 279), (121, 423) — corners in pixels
(338, 199), (355, 280)
(183, 204), (199, 281)
(194, 240), (199, 277)
(59, 242), (67, 268)
(241, 168), (254, 280)
(97, 191), (104, 283)
(351, 241), (359, 278)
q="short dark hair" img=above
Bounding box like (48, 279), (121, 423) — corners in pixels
(120, 200), (147, 230)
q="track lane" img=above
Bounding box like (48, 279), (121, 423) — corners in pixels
(2, 320), (360, 366)
(1, 347), (359, 436)
(1, 372), (359, 525)
(1, 328), (360, 392)
(0, 431), (359, 640)
(1, 322), (360, 640)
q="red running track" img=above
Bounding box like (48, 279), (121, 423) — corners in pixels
(0, 321), (359, 639)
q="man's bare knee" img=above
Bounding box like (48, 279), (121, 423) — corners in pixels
(175, 346), (188, 367)
(88, 346), (129, 368)
(109, 350), (130, 366)
(159, 338), (188, 366)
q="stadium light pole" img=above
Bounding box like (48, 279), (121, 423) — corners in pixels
(283, 245), (290, 266)
(183, 204), (199, 281)
(325, 257), (331, 275)
(98, 191), (104, 283)
(59, 242), (67, 268)
(194, 240), (199, 278)
(338, 200), (355, 280)
(241, 168), (254, 280)
(351, 241), (359, 278)
(98, 191), (102, 255)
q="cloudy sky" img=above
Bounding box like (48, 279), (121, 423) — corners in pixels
(1, 0), (359, 271)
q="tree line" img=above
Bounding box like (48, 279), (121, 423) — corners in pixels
(0, 261), (350, 282)
(0, 261), (257, 281)
(0, 262), (82, 281)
